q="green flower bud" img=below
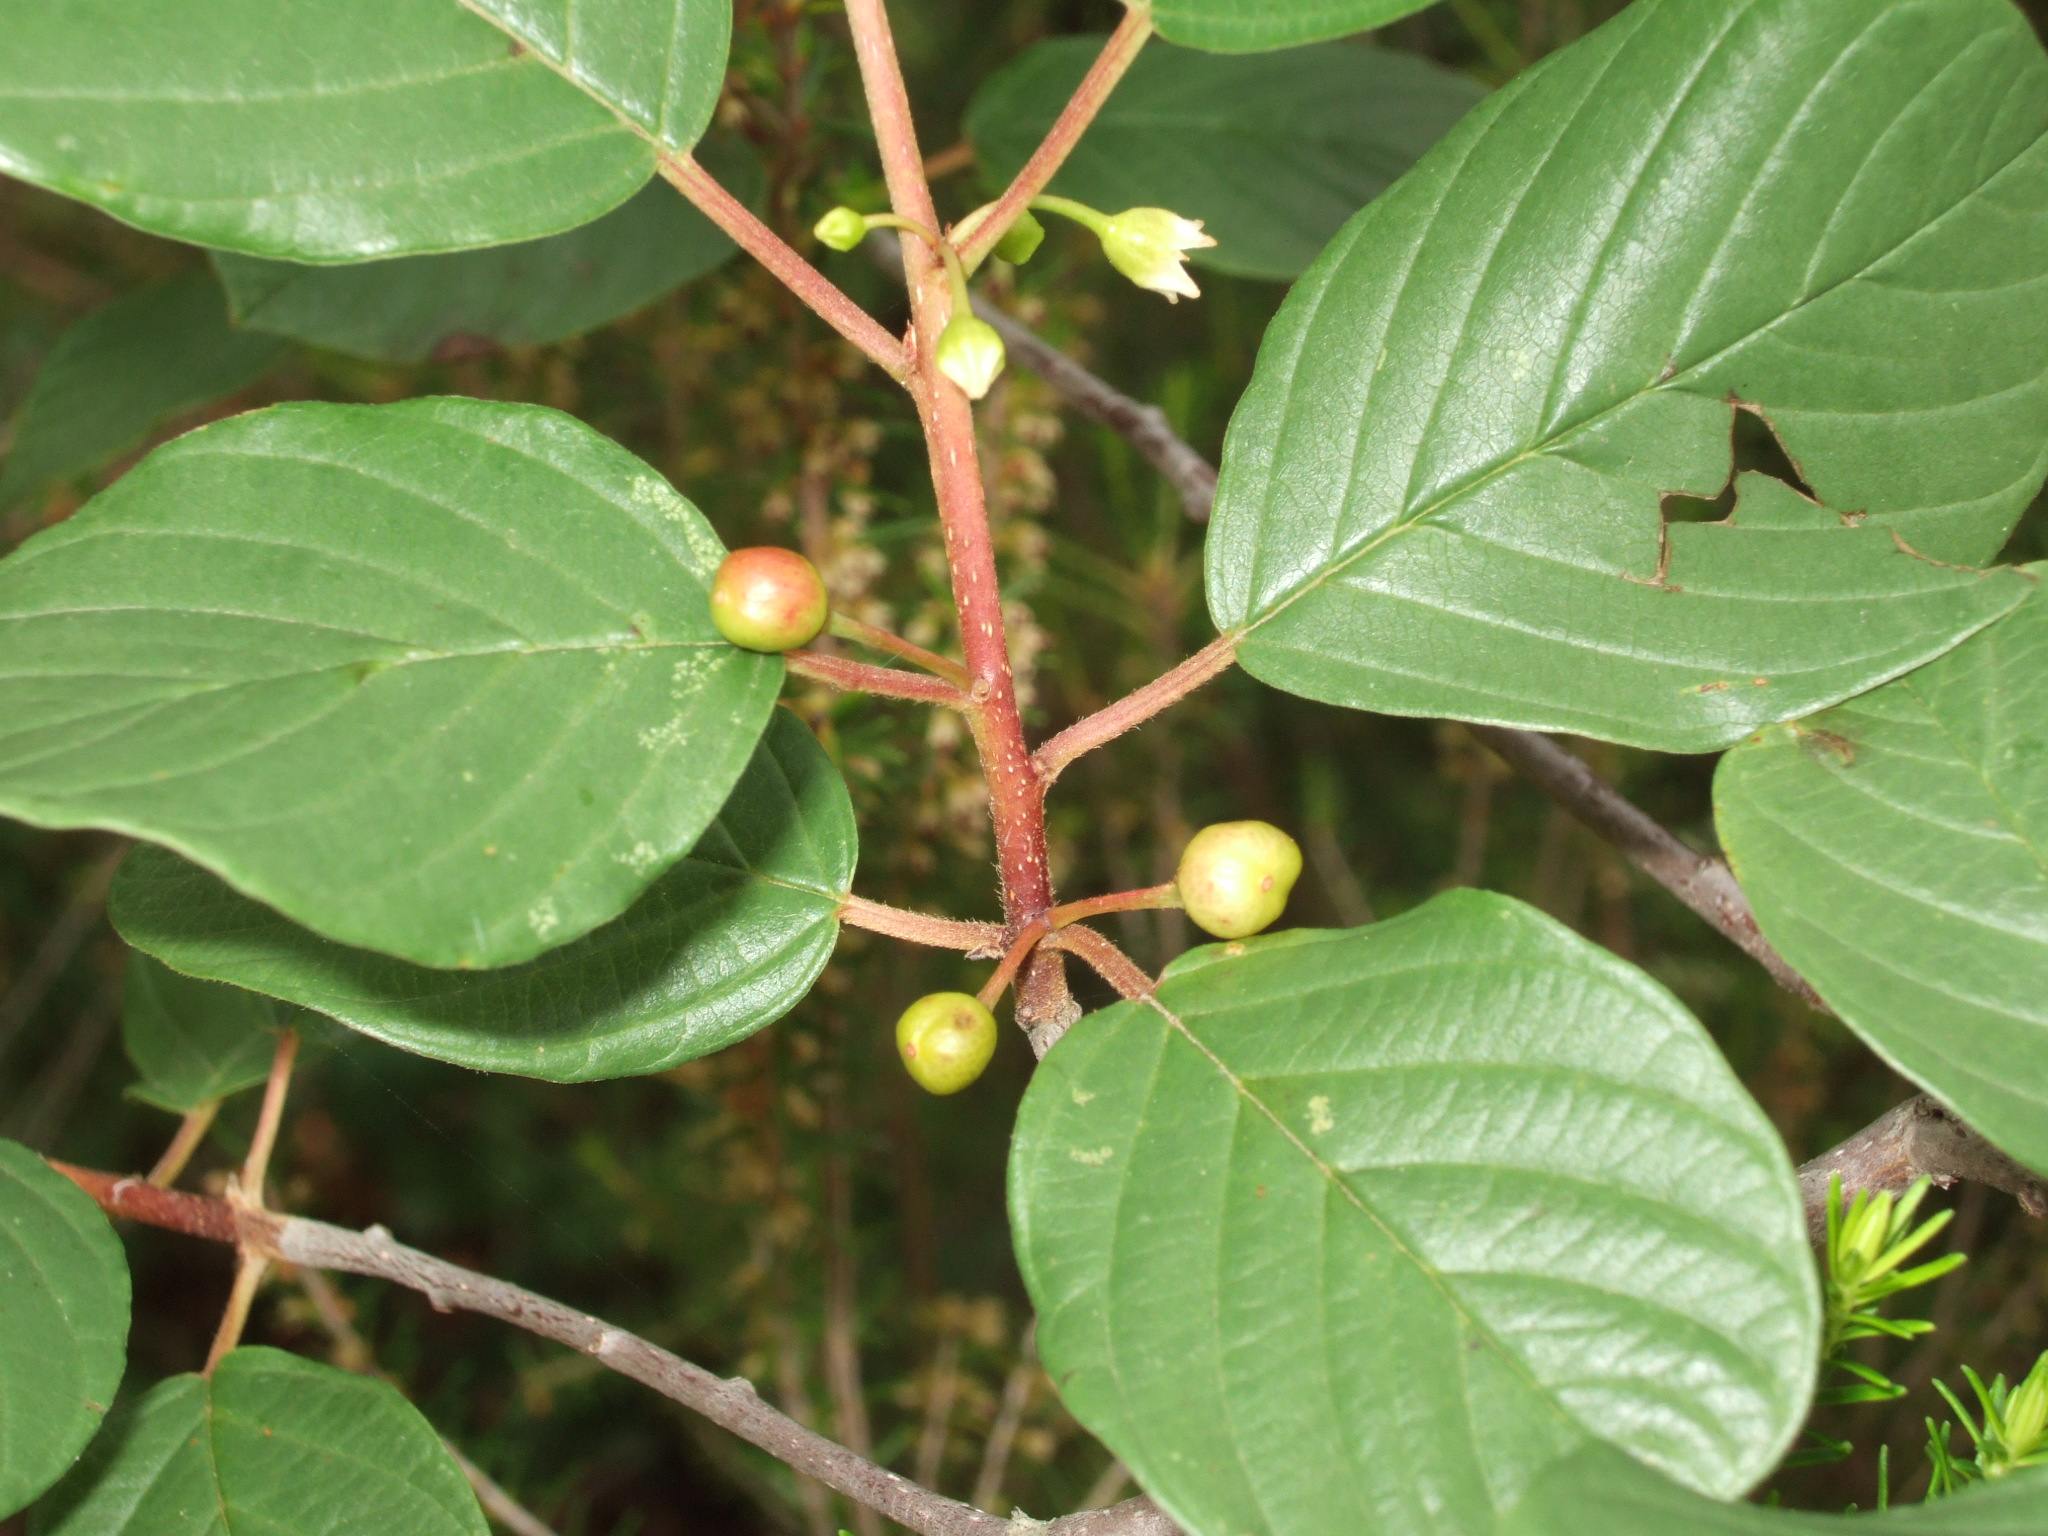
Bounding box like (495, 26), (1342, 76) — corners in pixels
(1099, 207), (1215, 303)
(709, 547), (829, 653)
(813, 206), (871, 253)
(935, 312), (1006, 400)
(993, 209), (1046, 265)
(1175, 820), (1302, 940)
(896, 992), (998, 1095)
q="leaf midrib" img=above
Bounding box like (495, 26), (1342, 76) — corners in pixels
(1228, 67), (2046, 640)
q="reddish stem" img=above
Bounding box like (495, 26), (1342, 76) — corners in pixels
(843, 0), (1073, 1040)
(786, 649), (970, 708)
(1048, 883), (1181, 929)
(1034, 634), (1237, 787)
(658, 153), (906, 378)
(839, 896), (1005, 954)
(976, 917), (1052, 1009)
(953, 10), (1154, 271)
(1045, 925), (1156, 1003)
(828, 612), (971, 687)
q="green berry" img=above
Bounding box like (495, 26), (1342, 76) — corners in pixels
(896, 992), (998, 1095)
(1175, 820), (1302, 940)
(709, 547), (828, 653)
(813, 206), (870, 253)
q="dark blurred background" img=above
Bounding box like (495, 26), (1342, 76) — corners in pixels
(3, 1), (2045, 1531)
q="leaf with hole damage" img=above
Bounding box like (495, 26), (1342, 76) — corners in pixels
(0, 1140), (128, 1520)
(29, 1347), (484, 1536)
(1207, 0), (2048, 751)
(1009, 892), (1818, 1536)
(968, 38), (1483, 282)
(0, 273), (283, 513)
(1150, 0), (1444, 53)
(120, 952), (280, 1113)
(1716, 569), (2048, 1176)
(0, 397), (780, 970)
(0, 1), (663, 260)
(210, 142), (763, 365)
(110, 710), (855, 1082)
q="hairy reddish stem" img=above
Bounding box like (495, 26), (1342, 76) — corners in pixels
(953, 9), (1153, 271)
(827, 612), (971, 687)
(843, 0), (1074, 1042)
(977, 916), (1052, 1008)
(839, 896), (1005, 954)
(1045, 925), (1156, 1003)
(658, 154), (906, 378)
(1034, 635), (1238, 787)
(1049, 883), (1182, 928)
(786, 649), (970, 707)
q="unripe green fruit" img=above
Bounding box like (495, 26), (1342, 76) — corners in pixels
(895, 992), (998, 1095)
(709, 547), (828, 652)
(1175, 820), (1302, 940)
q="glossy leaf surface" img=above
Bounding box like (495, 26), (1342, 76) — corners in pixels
(210, 145), (761, 364)
(120, 952), (279, 1113)
(0, 1141), (128, 1519)
(0, 397), (780, 969)
(111, 711), (856, 1082)
(1716, 570), (2048, 1175)
(1151, 0), (1443, 53)
(0, 1), (652, 259)
(30, 1348), (484, 1536)
(1207, 0), (2048, 751)
(1010, 892), (1817, 1536)
(0, 274), (282, 511)
(968, 38), (1483, 282)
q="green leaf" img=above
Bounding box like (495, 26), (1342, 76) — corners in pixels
(968, 38), (1483, 282)
(459, 0), (731, 156)
(1150, 0), (1444, 54)
(0, 1140), (128, 1519)
(110, 710), (856, 1082)
(1504, 1441), (2048, 1536)
(30, 1347), (485, 1536)
(1009, 891), (1817, 1536)
(0, 397), (781, 970)
(0, 1), (657, 260)
(0, 273), (282, 512)
(120, 951), (278, 1113)
(1715, 569), (2048, 1175)
(1206, 0), (2048, 752)
(210, 142), (763, 365)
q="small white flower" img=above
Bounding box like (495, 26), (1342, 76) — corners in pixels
(1100, 207), (1216, 303)
(935, 313), (1006, 400)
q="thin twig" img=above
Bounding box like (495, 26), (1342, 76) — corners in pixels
(953, 10), (1153, 271)
(977, 918), (1051, 1009)
(829, 612), (971, 687)
(1044, 926), (1156, 1008)
(1034, 636), (1238, 787)
(207, 1027), (298, 1371)
(786, 648), (971, 708)
(48, 1161), (1177, 1536)
(1464, 725), (1823, 1006)
(1795, 1096), (2048, 1246)
(1049, 885), (1181, 929)
(839, 896), (1005, 955)
(148, 1100), (220, 1187)
(972, 298), (1216, 523)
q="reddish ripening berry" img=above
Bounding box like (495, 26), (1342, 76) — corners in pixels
(895, 992), (998, 1095)
(1175, 820), (1302, 940)
(709, 547), (828, 652)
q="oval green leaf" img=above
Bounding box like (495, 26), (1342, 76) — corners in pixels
(0, 273), (283, 513)
(30, 1347), (485, 1536)
(1010, 892), (1817, 1536)
(1716, 569), (2048, 1176)
(1207, 0), (2048, 751)
(968, 38), (1483, 283)
(121, 952), (279, 1113)
(0, 397), (781, 970)
(110, 709), (856, 1082)
(0, 1140), (128, 1519)
(211, 143), (763, 365)
(1150, 0), (1443, 54)
(1505, 1441), (2048, 1536)
(0, 1), (654, 260)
